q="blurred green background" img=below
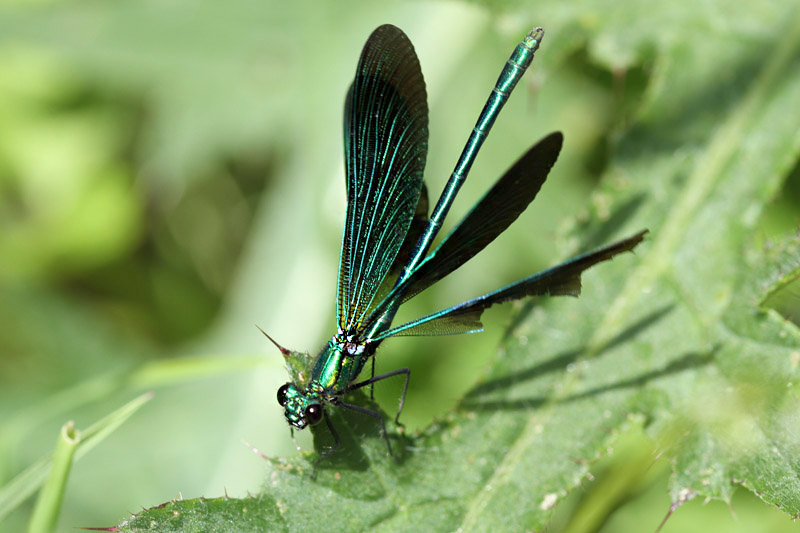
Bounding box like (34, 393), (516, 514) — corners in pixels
(0, 0), (797, 531)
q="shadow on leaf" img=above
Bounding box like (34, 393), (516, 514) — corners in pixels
(309, 391), (414, 477)
(475, 304), (675, 398)
(462, 347), (716, 412)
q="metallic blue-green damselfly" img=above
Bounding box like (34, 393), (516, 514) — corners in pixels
(264, 25), (646, 465)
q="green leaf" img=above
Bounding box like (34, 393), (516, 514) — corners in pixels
(112, 3), (800, 532)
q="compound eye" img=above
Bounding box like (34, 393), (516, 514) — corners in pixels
(277, 383), (291, 406)
(305, 404), (323, 425)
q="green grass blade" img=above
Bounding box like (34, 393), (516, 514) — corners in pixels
(0, 393), (153, 524)
(27, 422), (79, 533)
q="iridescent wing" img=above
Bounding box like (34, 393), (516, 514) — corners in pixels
(372, 183), (429, 307)
(337, 24), (428, 335)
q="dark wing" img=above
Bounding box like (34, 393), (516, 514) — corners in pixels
(361, 132), (562, 334)
(370, 230), (647, 340)
(402, 132), (562, 301)
(337, 25), (428, 334)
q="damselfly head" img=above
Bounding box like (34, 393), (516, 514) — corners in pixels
(277, 382), (324, 429)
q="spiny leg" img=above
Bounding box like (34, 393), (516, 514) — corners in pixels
(311, 410), (341, 477)
(335, 398), (394, 457)
(348, 367), (410, 427)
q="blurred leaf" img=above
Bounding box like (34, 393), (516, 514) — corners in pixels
(0, 352), (267, 483)
(0, 2), (305, 189)
(109, 1), (800, 532)
(762, 258), (800, 326)
(0, 50), (141, 283)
